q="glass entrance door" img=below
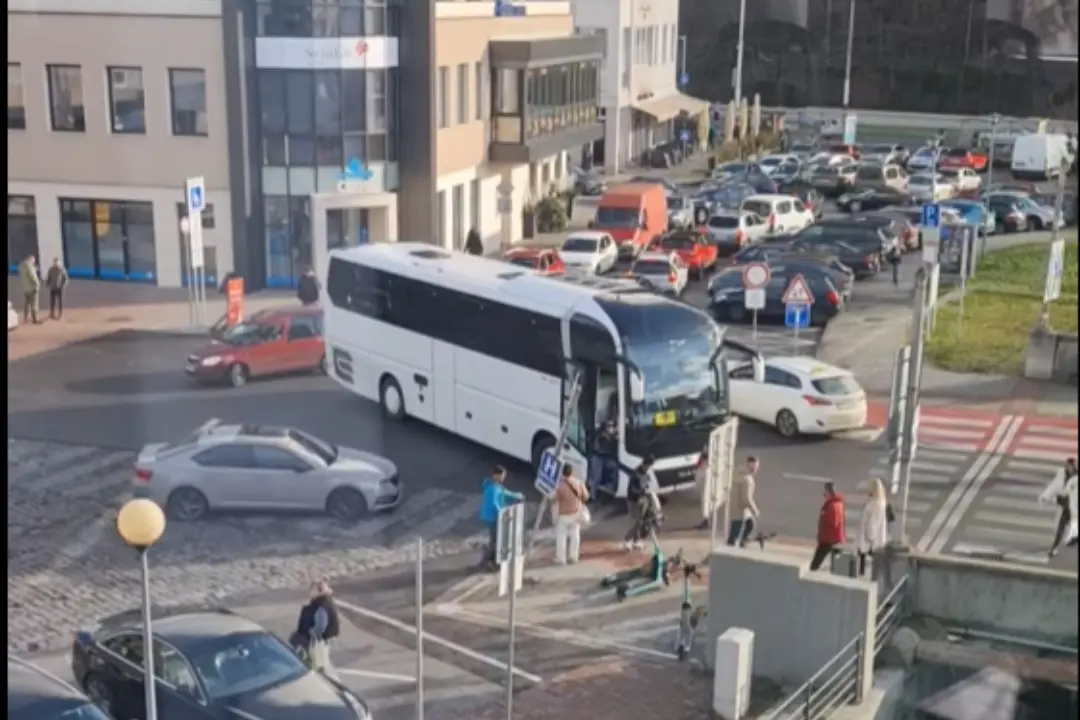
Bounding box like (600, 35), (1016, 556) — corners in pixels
(59, 198), (157, 282)
(327, 207), (370, 250)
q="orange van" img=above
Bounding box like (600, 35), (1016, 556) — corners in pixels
(590, 183), (669, 258)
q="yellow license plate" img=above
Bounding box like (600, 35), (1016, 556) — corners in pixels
(653, 411), (677, 427)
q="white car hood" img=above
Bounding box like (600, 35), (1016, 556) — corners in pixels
(332, 447), (397, 479)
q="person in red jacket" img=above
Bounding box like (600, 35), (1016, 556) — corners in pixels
(810, 482), (847, 571)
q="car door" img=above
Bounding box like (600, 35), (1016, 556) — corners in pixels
(759, 365), (800, 426)
(727, 364), (761, 421)
(283, 315), (323, 372)
(189, 443), (258, 508)
(247, 322), (286, 376)
(96, 633), (151, 720)
(153, 639), (212, 718)
(249, 444), (321, 509)
(774, 200), (794, 232)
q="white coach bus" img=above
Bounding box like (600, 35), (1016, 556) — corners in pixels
(323, 243), (763, 496)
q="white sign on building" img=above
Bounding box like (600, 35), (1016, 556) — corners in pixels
(255, 37), (400, 70)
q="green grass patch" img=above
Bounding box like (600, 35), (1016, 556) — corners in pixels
(926, 239), (1079, 374)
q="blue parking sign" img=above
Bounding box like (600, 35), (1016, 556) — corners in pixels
(921, 204), (940, 228)
(784, 304), (810, 329)
(535, 449), (560, 497)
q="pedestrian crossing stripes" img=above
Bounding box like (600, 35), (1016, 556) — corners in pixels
(916, 411), (997, 453)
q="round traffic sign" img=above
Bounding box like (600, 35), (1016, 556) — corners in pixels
(742, 262), (770, 289)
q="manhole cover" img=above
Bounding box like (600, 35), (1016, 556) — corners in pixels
(105, 315), (134, 323)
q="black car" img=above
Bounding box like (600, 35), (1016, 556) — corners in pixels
(785, 237), (879, 279)
(72, 607), (371, 720)
(836, 187), (914, 213)
(811, 217), (899, 255)
(728, 244), (855, 289)
(9, 655), (110, 720)
(707, 263), (843, 327)
(790, 223), (891, 267)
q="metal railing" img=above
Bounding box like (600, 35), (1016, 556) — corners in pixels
(873, 574), (910, 657)
(758, 633), (865, 720)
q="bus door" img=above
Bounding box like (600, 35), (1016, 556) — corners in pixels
(559, 360), (591, 484)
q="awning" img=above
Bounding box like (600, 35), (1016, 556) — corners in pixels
(632, 93), (710, 122)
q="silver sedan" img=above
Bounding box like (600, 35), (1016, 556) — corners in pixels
(132, 420), (402, 522)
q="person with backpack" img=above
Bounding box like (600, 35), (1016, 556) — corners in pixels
(292, 580), (340, 677)
(297, 267), (320, 306)
(623, 455), (661, 551)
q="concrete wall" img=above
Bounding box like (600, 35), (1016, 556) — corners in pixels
(888, 551), (1080, 645)
(1025, 326), (1079, 385)
(705, 546), (877, 695)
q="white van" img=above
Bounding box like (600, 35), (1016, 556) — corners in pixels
(1010, 133), (1073, 181)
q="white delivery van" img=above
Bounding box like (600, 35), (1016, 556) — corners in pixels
(1010, 133), (1072, 181)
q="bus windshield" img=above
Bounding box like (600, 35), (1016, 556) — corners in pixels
(597, 298), (726, 455)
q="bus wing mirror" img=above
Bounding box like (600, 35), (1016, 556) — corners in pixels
(629, 373), (645, 403)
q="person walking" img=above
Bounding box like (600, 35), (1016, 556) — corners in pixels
(18, 254), (40, 324)
(1042, 457), (1078, 558)
(886, 242), (902, 286)
(553, 463), (589, 564)
(297, 267), (320, 306)
(857, 478), (890, 577)
(809, 483), (847, 571)
(464, 228), (483, 255)
(478, 465), (524, 571)
(45, 258), (69, 320)
(726, 457), (761, 547)
(294, 580), (340, 677)
(623, 455), (660, 551)
(588, 419), (617, 500)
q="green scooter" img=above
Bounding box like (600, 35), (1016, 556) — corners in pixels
(600, 532), (681, 601)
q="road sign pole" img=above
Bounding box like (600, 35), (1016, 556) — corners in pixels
(1042, 162), (1068, 323)
(957, 236), (970, 338)
(752, 309), (758, 342)
(180, 220), (196, 327)
(898, 269), (928, 546)
(792, 315), (800, 354)
(415, 536), (425, 720)
(505, 517), (517, 720)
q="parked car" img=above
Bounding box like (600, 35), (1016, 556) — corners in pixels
(186, 307), (325, 388)
(559, 231), (620, 275)
(905, 146), (938, 172)
(809, 162), (858, 196)
(856, 211), (920, 251)
(740, 194), (816, 235)
(853, 163), (909, 192)
(704, 211), (770, 255)
(819, 215), (904, 254)
(571, 166), (606, 196)
(983, 194), (1030, 233)
(938, 167), (983, 194)
(939, 147), (989, 172)
(629, 175), (680, 195)
(776, 181), (826, 219)
(72, 607), (373, 720)
(694, 182), (758, 224)
(729, 245), (855, 296)
(626, 252), (689, 296)
(9, 655), (109, 720)
(649, 230), (718, 278)
(707, 263), (844, 327)
(791, 222), (892, 264)
(827, 143), (861, 160)
(860, 143), (908, 166)
(132, 420), (401, 521)
(908, 172), (955, 202)
(788, 141), (818, 163)
(712, 161), (760, 182)
(666, 194), (694, 229)
(941, 199), (996, 236)
(982, 192), (1065, 230)
(760, 154), (801, 176)
(727, 357), (867, 438)
(503, 247), (566, 275)
(1030, 190), (1078, 226)
(836, 186), (914, 213)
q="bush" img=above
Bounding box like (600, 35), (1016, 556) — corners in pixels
(713, 141), (743, 164)
(536, 195), (568, 233)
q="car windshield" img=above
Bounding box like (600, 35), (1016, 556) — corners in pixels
(659, 235), (695, 250)
(507, 256), (538, 268)
(945, 148), (967, 157)
(708, 216), (739, 229)
(812, 375), (861, 396)
(856, 167), (882, 180)
(287, 428), (337, 464)
(717, 163), (747, 175)
(188, 631), (308, 701)
(813, 166), (837, 176)
(667, 196), (686, 209)
(634, 260), (671, 275)
(221, 322), (278, 345)
(761, 157), (783, 166)
(909, 176), (932, 186)
(594, 207), (639, 228)
(562, 237), (599, 252)
(742, 200), (772, 217)
(938, 169), (959, 177)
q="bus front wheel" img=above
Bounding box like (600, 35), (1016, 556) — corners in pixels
(379, 376), (406, 421)
(531, 433), (556, 471)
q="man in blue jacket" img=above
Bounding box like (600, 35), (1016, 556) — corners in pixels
(480, 465), (524, 571)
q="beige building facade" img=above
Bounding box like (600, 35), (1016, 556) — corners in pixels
(7, 0), (234, 287)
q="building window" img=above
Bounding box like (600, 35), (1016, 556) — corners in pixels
(671, 26), (678, 64)
(436, 190), (447, 248)
(494, 68), (520, 115)
(8, 63), (25, 130)
(469, 178), (480, 234)
(169, 68), (208, 136)
(437, 66), (449, 128)
(452, 184), (465, 250)
(456, 63), (468, 124)
(367, 68), (387, 131)
(107, 67), (146, 134)
(46, 65), (85, 132)
(622, 28), (631, 88)
(475, 62), (484, 120)
(264, 195), (291, 286)
(8, 196), (38, 272)
(256, 1), (312, 36)
(59, 199), (156, 282)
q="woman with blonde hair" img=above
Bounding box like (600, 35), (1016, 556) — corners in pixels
(857, 478), (890, 577)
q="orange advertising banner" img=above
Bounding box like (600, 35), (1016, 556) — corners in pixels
(225, 277), (244, 328)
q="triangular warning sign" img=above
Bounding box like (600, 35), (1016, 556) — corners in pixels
(782, 274), (815, 305)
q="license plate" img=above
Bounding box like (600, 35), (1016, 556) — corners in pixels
(653, 410), (677, 428)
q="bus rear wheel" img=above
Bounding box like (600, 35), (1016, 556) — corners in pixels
(379, 376), (406, 421)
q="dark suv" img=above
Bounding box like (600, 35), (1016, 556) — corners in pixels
(8, 655), (109, 720)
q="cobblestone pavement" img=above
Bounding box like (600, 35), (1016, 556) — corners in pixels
(6, 437), (493, 654)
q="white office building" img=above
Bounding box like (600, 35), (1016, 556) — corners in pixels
(573, 0), (707, 173)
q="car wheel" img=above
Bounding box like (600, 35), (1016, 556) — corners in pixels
(326, 487), (370, 522)
(379, 375), (406, 421)
(166, 487), (209, 521)
(227, 363), (249, 388)
(83, 672), (116, 716)
(1028, 216), (1044, 231)
(775, 409), (800, 438)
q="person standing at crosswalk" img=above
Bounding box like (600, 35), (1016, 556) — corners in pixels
(856, 478), (889, 577)
(1043, 457), (1078, 558)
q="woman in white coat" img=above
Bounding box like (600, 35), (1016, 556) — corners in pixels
(857, 478), (890, 577)
(1039, 458), (1078, 558)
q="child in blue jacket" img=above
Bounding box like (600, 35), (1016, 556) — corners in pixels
(479, 465), (524, 570)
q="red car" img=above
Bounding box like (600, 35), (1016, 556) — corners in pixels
(185, 306), (325, 388)
(939, 147), (989, 172)
(648, 230), (718, 278)
(503, 247), (565, 275)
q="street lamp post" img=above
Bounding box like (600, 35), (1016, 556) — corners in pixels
(842, 0), (856, 109)
(733, 0), (748, 103)
(116, 499), (167, 720)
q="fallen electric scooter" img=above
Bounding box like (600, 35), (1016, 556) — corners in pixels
(600, 533), (682, 601)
